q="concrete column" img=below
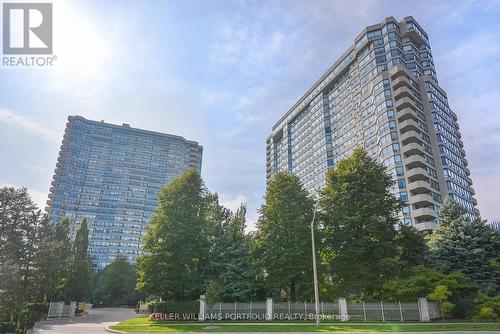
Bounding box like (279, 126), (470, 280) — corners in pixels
(418, 297), (430, 322)
(266, 298), (273, 321)
(69, 301), (77, 318)
(199, 295), (206, 321)
(338, 298), (348, 322)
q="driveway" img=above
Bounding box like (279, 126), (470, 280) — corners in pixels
(31, 307), (138, 333)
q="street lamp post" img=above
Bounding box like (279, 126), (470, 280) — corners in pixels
(311, 205), (321, 327)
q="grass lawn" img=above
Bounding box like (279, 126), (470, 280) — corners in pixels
(110, 318), (500, 332)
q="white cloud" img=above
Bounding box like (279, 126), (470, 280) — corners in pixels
(219, 193), (247, 213)
(0, 109), (59, 141)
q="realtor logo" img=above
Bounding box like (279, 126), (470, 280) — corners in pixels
(2, 3), (52, 54)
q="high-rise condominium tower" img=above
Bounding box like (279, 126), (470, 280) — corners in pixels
(47, 116), (203, 269)
(266, 16), (478, 231)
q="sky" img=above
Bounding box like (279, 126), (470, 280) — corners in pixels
(1, 0), (499, 230)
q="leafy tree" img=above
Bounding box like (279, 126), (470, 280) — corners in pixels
(473, 294), (500, 321)
(382, 265), (476, 318)
(428, 200), (500, 295)
(319, 148), (402, 298)
(66, 218), (92, 302)
(396, 223), (427, 270)
(428, 284), (454, 321)
(94, 255), (140, 306)
(254, 172), (315, 301)
(137, 169), (208, 301)
(205, 280), (220, 314)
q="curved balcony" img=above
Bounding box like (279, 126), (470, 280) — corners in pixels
(407, 180), (432, 194)
(402, 142), (425, 156)
(397, 107), (419, 122)
(410, 193), (437, 206)
(400, 130), (421, 145)
(472, 197), (478, 206)
(393, 86), (414, 100)
(398, 119), (419, 132)
(391, 76), (412, 90)
(390, 66), (411, 81)
(405, 155), (428, 168)
(394, 97), (416, 112)
(405, 167), (429, 181)
(414, 221), (438, 231)
(413, 207), (438, 220)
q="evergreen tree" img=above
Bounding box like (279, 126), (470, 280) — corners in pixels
(137, 169), (208, 300)
(66, 218), (92, 301)
(429, 200), (500, 295)
(254, 172), (315, 301)
(52, 217), (72, 300)
(217, 204), (253, 301)
(319, 148), (402, 298)
(0, 187), (63, 330)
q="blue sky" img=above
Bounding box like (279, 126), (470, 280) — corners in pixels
(1, 0), (499, 229)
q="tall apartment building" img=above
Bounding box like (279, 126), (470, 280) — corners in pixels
(266, 16), (478, 231)
(46, 116), (203, 269)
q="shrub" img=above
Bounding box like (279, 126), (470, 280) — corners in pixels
(473, 295), (500, 321)
(0, 323), (17, 334)
(20, 303), (48, 330)
(474, 306), (497, 321)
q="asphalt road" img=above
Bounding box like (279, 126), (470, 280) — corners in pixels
(31, 307), (138, 333)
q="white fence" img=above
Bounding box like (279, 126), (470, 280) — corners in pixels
(199, 296), (441, 322)
(46, 301), (77, 319)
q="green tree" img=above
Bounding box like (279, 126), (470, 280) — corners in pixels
(254, 172), (314, 301)
(383, 265), (476, 318)
(217, 204), (254, 301)
(428, 284), (454, 321)
(66, 218), (92, 302)
(0, 187), (63, 330)
(396, 223), (427, 270)
(51, 217), (72, 300)
(137, 169), (208, 301)
(95, 256), (140, 306)
(428, 200), (500, 295)
(319, 148), (402, 298)
(205, 280), (220, 316)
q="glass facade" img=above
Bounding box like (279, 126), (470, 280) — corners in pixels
(46, 116), (203, 270)
(266, 16), (478, 231)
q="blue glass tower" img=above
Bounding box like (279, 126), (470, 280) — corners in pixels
(46, 116), (203, 270)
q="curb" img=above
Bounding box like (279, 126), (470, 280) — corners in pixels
(105, 325), (126, 334)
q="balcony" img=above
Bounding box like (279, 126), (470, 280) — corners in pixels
(391, 76), (412, 90)
(410, 193), (438, 206)
(398, 119), (419, 132)
(407, 180), (432, 194)
(414, 221), (438, 231)
(413, 207), (438, 220)
(394, 97), (416, 112)
(405, 155), (428, 168)
(400, 130), (421, 145)
(405, 167), (429, 181)
(402, 142), (425, 156)
(393, 86), (415, 101)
